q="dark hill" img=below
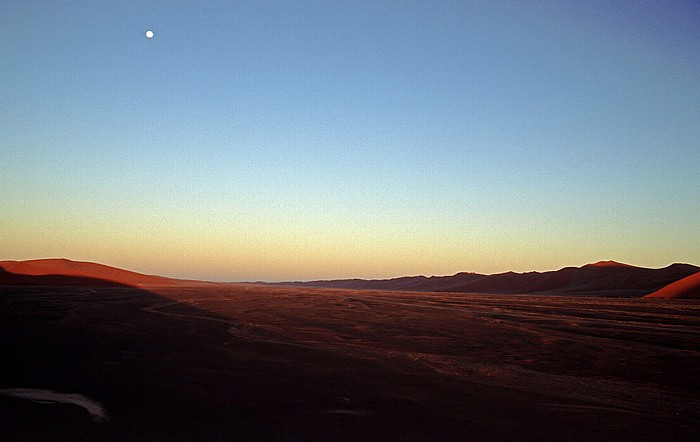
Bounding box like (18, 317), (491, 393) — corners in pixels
(277, 272), (484, 292)
(271, 261), (700, 297)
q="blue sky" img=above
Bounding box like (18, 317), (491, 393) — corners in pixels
(2, 1), (699, 280)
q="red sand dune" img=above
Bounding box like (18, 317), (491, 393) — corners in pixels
(0, 259), (192, 288)
(644, 271), (700, 299)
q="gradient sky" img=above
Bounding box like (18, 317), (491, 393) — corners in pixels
(2, 1), (699, 281)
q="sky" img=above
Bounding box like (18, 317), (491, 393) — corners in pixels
(2, 0), (699, 281)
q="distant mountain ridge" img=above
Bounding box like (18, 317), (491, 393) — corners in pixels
(269, 260), (700, 297)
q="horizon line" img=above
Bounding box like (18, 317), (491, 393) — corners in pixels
(2, 257), (698, 285)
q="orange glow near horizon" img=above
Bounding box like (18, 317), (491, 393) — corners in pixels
(3, 216), (695, 282)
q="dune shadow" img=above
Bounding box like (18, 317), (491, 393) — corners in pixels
(0, 267), (133, 288)
(0, 273), (486, 441)
(0, 272), (333, 440)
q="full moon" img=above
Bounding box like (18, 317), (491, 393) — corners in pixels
(145, 30), (154, 39)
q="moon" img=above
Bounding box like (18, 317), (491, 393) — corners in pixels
(145, 30), (154, 39)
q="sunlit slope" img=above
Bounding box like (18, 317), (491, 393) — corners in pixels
(645, 272), (700, 299)
(0, 259), (208, 287)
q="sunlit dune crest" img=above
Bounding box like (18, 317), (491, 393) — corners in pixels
(644, 271), (700, 299)
(583, 260), (637, 268)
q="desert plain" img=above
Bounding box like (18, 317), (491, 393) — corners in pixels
(1, 282), (699, 441)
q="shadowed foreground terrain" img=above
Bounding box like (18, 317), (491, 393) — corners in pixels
(1, 283), (699, 441)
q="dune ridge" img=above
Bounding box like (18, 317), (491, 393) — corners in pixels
(644, 272), (700, 299)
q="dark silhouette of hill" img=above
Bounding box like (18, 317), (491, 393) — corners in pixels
(644, 271), (700, 299)
(271, 261), (700, 297)
(447, 261), (700, 296)
(276, 272), (484, 292)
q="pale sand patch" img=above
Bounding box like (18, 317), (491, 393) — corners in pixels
(0, 388), (109, 422)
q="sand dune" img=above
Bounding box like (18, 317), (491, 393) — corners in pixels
(0, 259), (203, 288)
(0, 268), (132, 287)
(644, 271), (700, 299)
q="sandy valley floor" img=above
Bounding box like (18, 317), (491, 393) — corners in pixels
(1, 284), (699, 440)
